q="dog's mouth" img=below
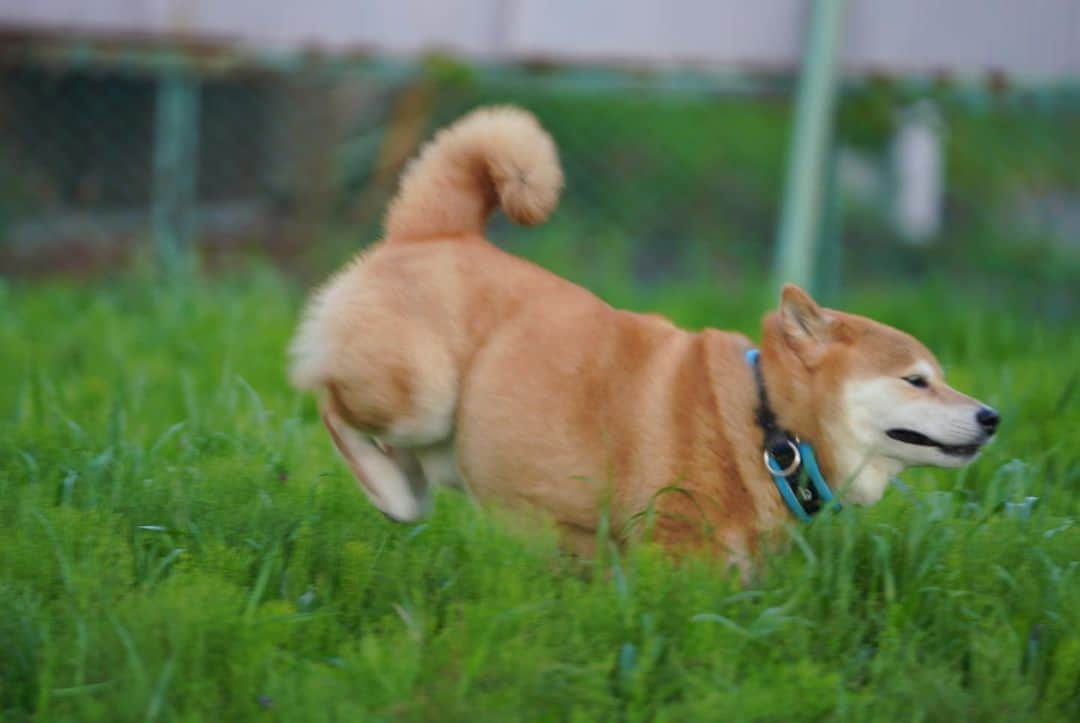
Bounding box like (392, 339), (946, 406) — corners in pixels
(886, 428), (982, 458)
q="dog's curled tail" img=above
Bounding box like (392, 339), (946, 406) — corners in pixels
(383, 106), (563, 241)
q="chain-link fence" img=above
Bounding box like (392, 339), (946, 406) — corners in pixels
(2, 36), (1079, 308)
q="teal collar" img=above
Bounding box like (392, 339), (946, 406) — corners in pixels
(745, 348), (840, 522)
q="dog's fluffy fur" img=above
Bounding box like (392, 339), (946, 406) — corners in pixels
(291, 106), (995, 567)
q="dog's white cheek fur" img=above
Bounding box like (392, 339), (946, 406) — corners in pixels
(820, 379), (902, 504)
(831, 378), (970, 504)
(836, 377), (984, 496)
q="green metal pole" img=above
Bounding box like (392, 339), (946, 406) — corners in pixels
(152, 68), (200, 273)
(773, 0), (847, 295)
(814, 145), (845, 304)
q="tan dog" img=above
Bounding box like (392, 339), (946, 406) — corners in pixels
(290, 106), (998, 565)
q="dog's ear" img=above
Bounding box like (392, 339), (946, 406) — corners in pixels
(779, 284), (837, 362)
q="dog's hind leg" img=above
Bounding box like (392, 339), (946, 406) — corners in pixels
(321, 406), (431, 522)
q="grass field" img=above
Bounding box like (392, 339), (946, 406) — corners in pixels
(1, 260), (1078, 722)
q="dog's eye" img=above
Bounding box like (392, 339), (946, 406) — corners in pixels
(902, 374), (929, 389)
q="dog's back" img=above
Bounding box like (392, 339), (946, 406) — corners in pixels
(288, 106), (773, 560)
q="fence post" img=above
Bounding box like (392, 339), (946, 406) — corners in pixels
(773, 0), (847, 295)
(151, 67), (200, 273)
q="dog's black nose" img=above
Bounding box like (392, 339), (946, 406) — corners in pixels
(976, 407), (1000, 435)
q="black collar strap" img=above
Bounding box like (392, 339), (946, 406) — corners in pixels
(745, 348), (839, 521)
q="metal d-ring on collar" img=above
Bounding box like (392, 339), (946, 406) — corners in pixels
(745, 348), (840, 522)
(764, 438), (801, 477)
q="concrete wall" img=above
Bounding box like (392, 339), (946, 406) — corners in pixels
(2, 0), (1079, 78)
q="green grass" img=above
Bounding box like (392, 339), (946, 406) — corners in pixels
(0, 262), (1078, 722)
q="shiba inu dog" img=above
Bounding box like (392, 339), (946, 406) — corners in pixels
(290, 106), (999, 565)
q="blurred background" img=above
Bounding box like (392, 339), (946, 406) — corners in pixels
(2, 6), (1079, 720)
(0, 0), (1077, 314)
